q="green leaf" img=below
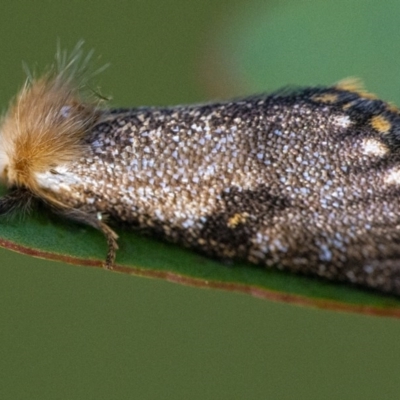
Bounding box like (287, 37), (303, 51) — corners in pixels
(1, 197), (400, 318)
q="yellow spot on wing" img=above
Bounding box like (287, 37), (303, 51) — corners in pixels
(312, 93), (339, 104)
(335, 77), (377, 100)
(342, 103), (353, 110)
(370, 115), (391, 134)
(227, 213), (248, 228)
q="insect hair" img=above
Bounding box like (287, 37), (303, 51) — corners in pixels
(0, 187), (36, 220)
(0, 43), (118, 266)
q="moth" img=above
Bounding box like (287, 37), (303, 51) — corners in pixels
(1, 45), (400, 296)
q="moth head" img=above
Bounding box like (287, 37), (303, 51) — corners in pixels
(0, 42), (104, 193)
(0, 117), (35, 189)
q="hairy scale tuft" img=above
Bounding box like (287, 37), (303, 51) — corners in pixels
(0, 43), (102, 195)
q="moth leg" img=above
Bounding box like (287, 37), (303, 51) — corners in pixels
(56, 207), (119, 269)
(98, 219), (119, 269)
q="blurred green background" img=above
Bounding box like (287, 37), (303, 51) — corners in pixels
(1, 1), (400, 399)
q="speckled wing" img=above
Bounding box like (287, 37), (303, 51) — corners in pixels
(37, 86), (400, 296)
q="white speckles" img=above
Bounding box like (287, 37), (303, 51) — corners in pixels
(299, 187), (310, 195)
(333, 115), (351, 128)
(361, 138), (388, 157)
(92, 140), (101, 148)
(253, 231), (265, 245)
(270, 238), (288, 253)
(172, 135), (179, 142)
(384, 168), (400, 185)
(36, 169), (82, 191)
(346, 270), (357, 283)
(363, 264), (374, 274)
(191, 123), (203, 133)
(318, 244), (332, 262)
(182, 219), (195, 229)
(154, 209), (165, 221)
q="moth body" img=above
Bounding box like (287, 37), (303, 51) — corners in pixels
(2, 49), (400, 296)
